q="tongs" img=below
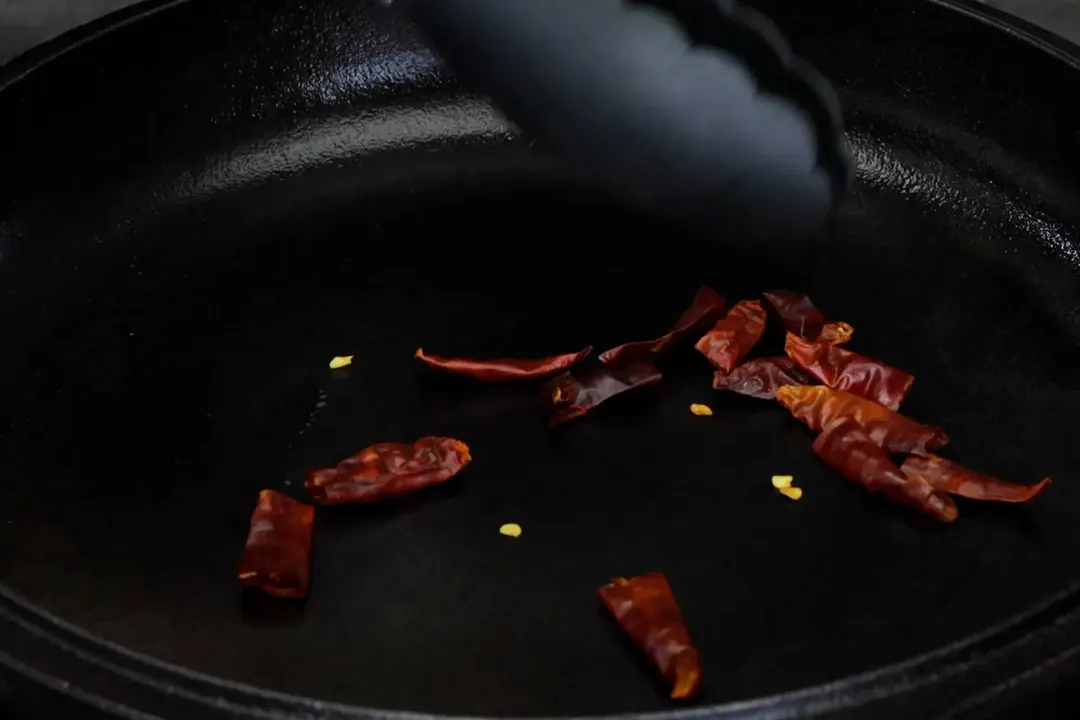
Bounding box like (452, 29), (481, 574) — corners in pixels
(392, 0), (852, 241)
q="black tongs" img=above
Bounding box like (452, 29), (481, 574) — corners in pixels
(393, 0), (853, 241)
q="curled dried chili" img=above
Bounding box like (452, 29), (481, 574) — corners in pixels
(600, 286), (725, 365)
(813, 419), (958, 522)
(694, 299), (767, 372)
(414, 346), (592, 381)
(541, 361), (662, 426)
(306, 437), (471, 504)
(713, 357), (817, 399)
(598, 573), (701, 700)
(763, 289), (827, 340)
(763, 290), (853, 345)
(901, 454), (1051, 503)
(776, 385), (948, 454)
(785, 333), (914, 410)
(238, 490), (315, 599)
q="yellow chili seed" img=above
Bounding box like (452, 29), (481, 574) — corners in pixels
(778, 486), (803, 501)
(771, 475), (794, 489)
(329, 355), (354, 369)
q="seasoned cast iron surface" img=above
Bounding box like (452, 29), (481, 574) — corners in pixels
(4, 0), (1080, 65)
(1, 0), (1080, 715)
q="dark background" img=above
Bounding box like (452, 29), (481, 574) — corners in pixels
(1, 0), (1080, 66)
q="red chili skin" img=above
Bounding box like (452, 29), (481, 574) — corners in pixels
(414, 346), (592, 381)
(238, 490), (315, 599)
(694, 300), (767, 372)
(763, 289), (827, 340)
(306, 437), (471, 504)
(777, 385), (948, 454)
(763, 291), (854, 345)
(902, 454), (1051, 503)
(541, 361), (662, 426)
(785, 333), (914, 410)
(713, 357), (817, 399)
(600, 286), (726, 364)
(598, 573), (701, 700)
(813, 419), (958, 523)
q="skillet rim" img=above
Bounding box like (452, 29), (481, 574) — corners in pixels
(1, 0), (1080, 717)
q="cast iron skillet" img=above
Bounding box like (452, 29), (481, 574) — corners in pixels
(1, 0), (1080, 718)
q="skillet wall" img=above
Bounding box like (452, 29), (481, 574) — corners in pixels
(762, 0), (1080, 344)
(2, 0), (1080, 718)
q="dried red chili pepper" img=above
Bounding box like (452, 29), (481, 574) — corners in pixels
(414, 346), (592, 381)
(901, 454), (1051, 503)
(763, 290), (853, 345)
(599, 286), (725, 365)
(598, 573), (701, 700)
(541, 361), (662, 426)
(817, 321), (854, 346)
(306, 437), (471, 504)
(238, 490), (315, 599)
(785, 333), (914, 410)
(694, 299), (767, 372)
(776, 385), (948, 454)
(763, 289), (827, 340)
(813, 419), (958, 522)
(712, 357), (817, 399)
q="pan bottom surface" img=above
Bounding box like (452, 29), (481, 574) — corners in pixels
(1, 162), (1080, 716)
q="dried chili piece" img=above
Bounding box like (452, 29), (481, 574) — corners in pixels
(600, 286), (725, 364)
(817, 321), (854, 346)
(598, 573), (701, 700)
(306, 437), (471, 504)
(238, 490), (315, 598)
(694, 299), (767, 372)
(785, 333), (914, 410)
(541, 361), (662, 426)
(763, 289), (827, 340)
(776, 385), (947, 454)
(813, 419), (958, 522)
(414, 346), (592, 381)
(901, 454), (1051, 503)
(712, 357), (817, 399)
(763, 290), (853, 345)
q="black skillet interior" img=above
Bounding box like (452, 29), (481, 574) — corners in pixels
(2, 0), (1080, 717)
